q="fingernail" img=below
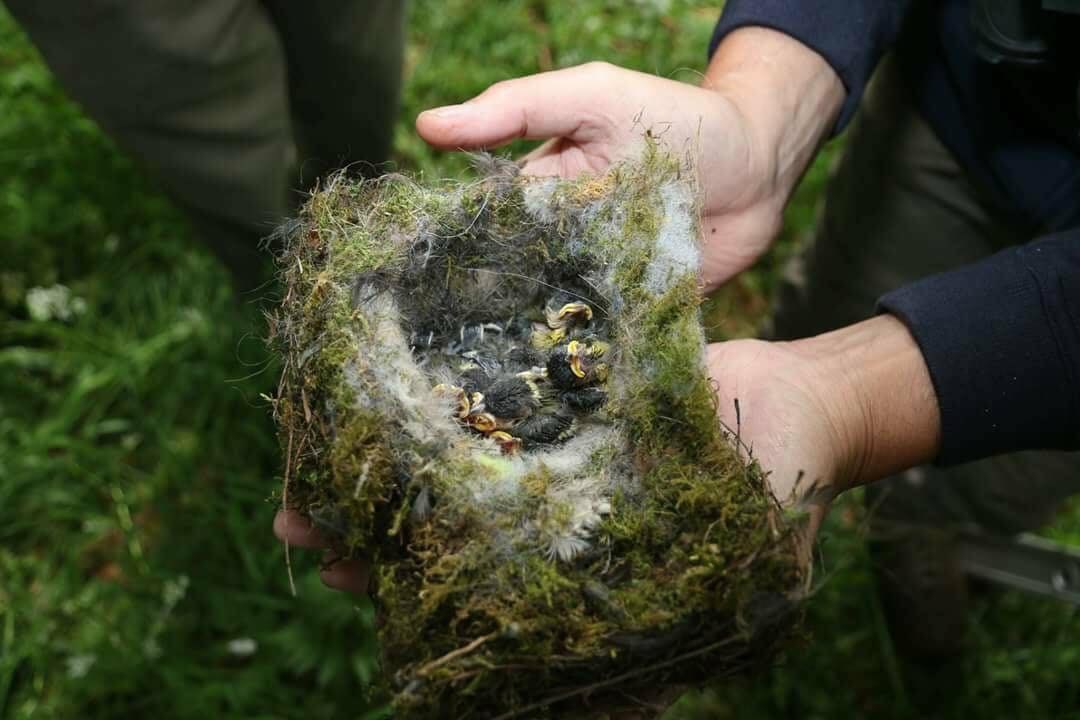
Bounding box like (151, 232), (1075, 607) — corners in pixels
(421, 104), (474, 120)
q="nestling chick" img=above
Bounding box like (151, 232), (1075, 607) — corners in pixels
(482, 376), (541, 420)
(504, 345), (544, 373)
(546, 340), (609, 390)
(515, 412), (575, 447)
(489, 430), (523, 455)
(460, 349), (501, 374)
(544, 299), (593, 331)
(531, 323), (567, 349)
(434, 294), (611, 453)
(432, 383), (472, 418)
(532, 297), (595, 348)
(459, 364), (495, 395)
(561, 386), (608, 413)
(465, 411), (512, 434)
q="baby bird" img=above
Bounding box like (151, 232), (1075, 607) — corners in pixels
(489, 430), (523, 455)
(546, 340), (609, 390)
(504, 345), (544, 373)
(544, 298), (593, 332)
(464, 411), (508, 434)
(561, 386), (607, 413)
(432, 383), (472, 419)
(459, 363), (495, 396)
(482, 375), (542, 421)
(532, 296), (596, 348)
(514, 412), (574, 448)
(433, 292), (614, 455)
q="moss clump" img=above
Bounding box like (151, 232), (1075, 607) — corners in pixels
(270, 146), (803, 718)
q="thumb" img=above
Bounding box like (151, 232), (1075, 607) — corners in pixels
(416, 63), (617, 150)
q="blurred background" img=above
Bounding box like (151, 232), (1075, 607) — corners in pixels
(1, 1), (1077, 718)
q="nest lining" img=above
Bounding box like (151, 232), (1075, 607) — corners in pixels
(271, 147), (803, 719)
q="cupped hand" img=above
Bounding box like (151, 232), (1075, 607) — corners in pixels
(706, 315), (943, 555)
(416, 29), (843, 292)
(707, 339), (851, 554)
(272, 509), (371, 594)
(417, 61), (776, 292)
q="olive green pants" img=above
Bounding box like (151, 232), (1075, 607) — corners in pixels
(769, 55), (1080, 537)
(5, 0), (405, 286)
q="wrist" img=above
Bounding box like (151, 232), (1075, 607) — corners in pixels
(702, 27), (844, 207)
(793, 314), (942, 492)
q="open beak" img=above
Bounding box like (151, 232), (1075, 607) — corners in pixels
(566, 340), (587, 379)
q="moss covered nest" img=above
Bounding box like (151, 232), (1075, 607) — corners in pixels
(269, 146), (803, 719)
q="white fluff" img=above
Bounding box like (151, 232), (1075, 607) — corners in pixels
(645, 182), (699, 296)
(521, 177), (559, 224)
(341, 178), (700, 564)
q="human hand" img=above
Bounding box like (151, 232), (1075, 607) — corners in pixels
(416, 28), (844, 292)
(272, 509), (371, 594)
(272, 316), (940, 619)
(707, 315), (942, 555)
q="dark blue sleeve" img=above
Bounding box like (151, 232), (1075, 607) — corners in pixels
(709, 1), (910, 134)
(878, 230), (1080, 465)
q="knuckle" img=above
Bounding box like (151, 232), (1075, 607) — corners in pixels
(583, 60), (615, 73)
(582, 60), (618, 80)
(481, 78), (517, 101)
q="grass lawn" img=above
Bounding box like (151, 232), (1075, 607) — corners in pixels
(1, 2), (1077, 718)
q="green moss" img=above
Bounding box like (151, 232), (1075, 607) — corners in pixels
(270, 150), (802, 719)
(326, 411), (397, 551)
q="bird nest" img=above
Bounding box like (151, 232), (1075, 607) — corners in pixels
(270, 146), (803, 719)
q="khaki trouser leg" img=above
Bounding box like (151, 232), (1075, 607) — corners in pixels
(264, 0), (405, 189)
(5, 0), (294, 284)
(769, 55), (1080, 536)
(5, 0), (405, 286)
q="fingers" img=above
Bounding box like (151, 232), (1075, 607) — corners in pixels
(320, 552), (372, 595)
(416, 62), (619, 150)
(273, 509), (328, 548)
(274, 510), (371, 595)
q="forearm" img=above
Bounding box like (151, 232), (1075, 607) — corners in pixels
(791, 229), (1080, 492)
(795, 314), (942, 492)
(708, 1), (910, 132)
(702, 27), (844, 208)
(880, 230), (1080, 464)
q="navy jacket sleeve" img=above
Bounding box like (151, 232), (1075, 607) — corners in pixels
(879, 230), (1080, 465)
(709, 1), (910, 133)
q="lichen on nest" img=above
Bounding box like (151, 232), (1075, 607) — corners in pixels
(269, 144), (803, 719)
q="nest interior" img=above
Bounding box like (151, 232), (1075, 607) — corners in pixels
(271, 146), (803, 719)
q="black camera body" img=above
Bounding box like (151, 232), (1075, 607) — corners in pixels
(972, 0), (1080, 65)
(971, 0), (1080, 124)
